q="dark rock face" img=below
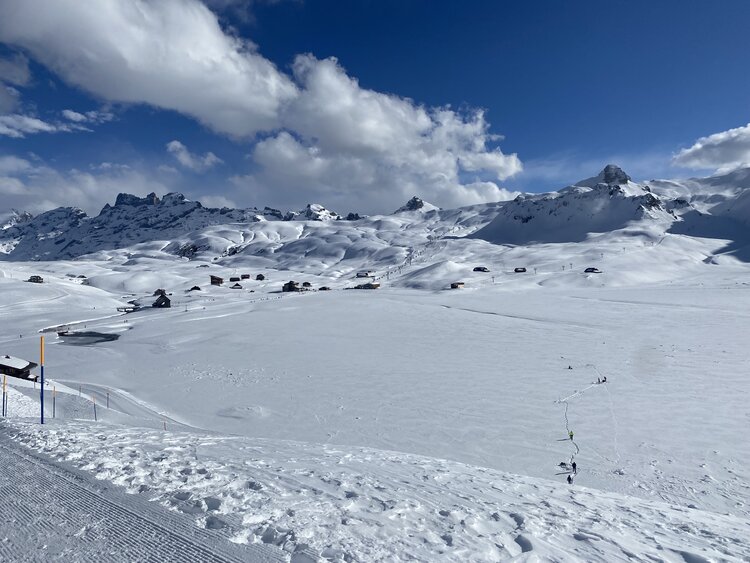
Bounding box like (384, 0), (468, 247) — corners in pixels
(601, 164), (631, 185)
(114, 192), (161, 207)
(397, 197), (425, 212)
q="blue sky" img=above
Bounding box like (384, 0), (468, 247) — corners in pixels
(1, 0), (750, 215)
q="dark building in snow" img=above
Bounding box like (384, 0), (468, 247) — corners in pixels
(0, 355), (38, 381)
(152, 295), (171, 308)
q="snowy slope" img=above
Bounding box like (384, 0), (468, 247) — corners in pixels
(471, 165), (675, 245)
(1, 165), (750, 560)
(5, 420), (748, 562)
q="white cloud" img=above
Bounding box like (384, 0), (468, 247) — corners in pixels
(166, 140), (223, 172)
(61, 110), (86, 122)
(0, 0), (522, 213)
(0, 0), (297, 137)
(0, 113), (92, 138)
(62, 109), (115, 124)
(0, 157), (175, 214)
(0, 155), (33, 175)
(236, 128), (519, 213)
(0, 114), (60, 137)
(239, 55), (521, 213)
(673, 124), (750, 173)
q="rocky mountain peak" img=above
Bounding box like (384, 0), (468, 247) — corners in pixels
(601, 164), (631, 185)
(113, 192), (161, 207)
(394, 196), (439, 214)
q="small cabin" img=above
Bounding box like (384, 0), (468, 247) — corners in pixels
(354, 282), (380, 290)
(0, 355), (38, 381)
(319, 286), (331, 291)
(230, 283), (242, 289)
(229, 276), (241, 283)
(356, 270), (375, 278)
(27, 275), (44, 284)
(584, 267), (601, 274)
(473, 266), (489, 273)
(450, 282), (465, 289)
(210, 275), (224, 286)
(514, 267), (527, 273)
(152, 295), (171, 308)
(241, 274), (251, 280)
(302, 281), (312, 288)
(282, 281), (300, 292)
(256, 274), (265, 281)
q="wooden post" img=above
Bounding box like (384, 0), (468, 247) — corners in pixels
(92, 396), (97, 421)
(53, 386), (56, 419)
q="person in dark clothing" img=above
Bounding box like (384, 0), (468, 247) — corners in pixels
(572, 461), (577, 474)
(602, 376), (607, 383)
(567, 474), (573, 484)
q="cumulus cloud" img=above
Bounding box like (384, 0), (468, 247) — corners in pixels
(0, 0), (522, 212)
(236, 55), (521, 213)
(673, 124), (750, 173)
(0, 0), (296, 137)
(166, 140), (223, 172)
(0, 156), (176, 214)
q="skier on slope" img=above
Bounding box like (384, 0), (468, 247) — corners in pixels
(569, 430), (574, 441)
(567, 474), (573, 484)
(572, 461), (577, 474)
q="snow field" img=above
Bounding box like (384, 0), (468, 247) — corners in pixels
(2, 220), (750, 561)
(7, 420), (750, 562)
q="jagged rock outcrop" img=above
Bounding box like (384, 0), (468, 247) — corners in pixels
(394, 197), (439, 214)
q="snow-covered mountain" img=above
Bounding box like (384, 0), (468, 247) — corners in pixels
(394, 196), (440, 214)
(471, 165), (675, 245)
(0, 209), (33, 230)
(4, 165), (750, 266)
(0, 194), (349, 261)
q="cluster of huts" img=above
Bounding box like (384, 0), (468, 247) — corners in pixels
(451, 264), (601, 289)
(209, 274), (265, 290)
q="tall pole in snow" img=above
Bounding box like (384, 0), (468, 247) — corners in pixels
(40, 335), (45, 425)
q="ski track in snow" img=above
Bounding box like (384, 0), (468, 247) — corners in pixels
(0, 426), (283, 562)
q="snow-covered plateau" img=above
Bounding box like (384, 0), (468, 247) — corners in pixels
(1, 166), (749, 561)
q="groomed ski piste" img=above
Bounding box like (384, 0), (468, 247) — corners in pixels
(2, 171), (750, 561)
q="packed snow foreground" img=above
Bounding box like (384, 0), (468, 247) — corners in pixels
(2, 165), (750, 561)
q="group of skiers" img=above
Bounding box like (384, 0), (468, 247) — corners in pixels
(565, 431), (577, 483)
(558, 374), (612, 485)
